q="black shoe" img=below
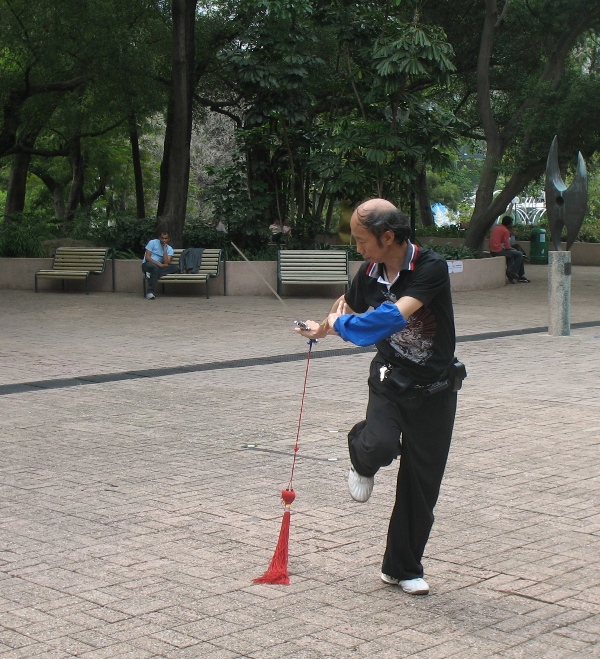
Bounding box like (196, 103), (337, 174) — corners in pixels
(517, 276), (530, 283)
(506, 272), (517, 284)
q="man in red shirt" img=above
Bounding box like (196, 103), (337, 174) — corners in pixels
(489, 216), (530, 283)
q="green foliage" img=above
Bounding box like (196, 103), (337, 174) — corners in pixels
(225, 244), (279, 261)
(372, 22), (455, 93)
(206, 157), (273, 250)
(0, 212), (59, 257)
(422, 241), (477, 260)
(510, 214), (600, 243)
(207, 1), (464, 236)
(541, 219), (600, 243)
(0, 0), (169, 220)
(416, 224), (465, 238)
(427, 156), (482, 211)
(4, 0), (600, 255)
(182, 222), (230, 250)
(113, 249), (139, 260)
(510, 223), (538, 241)
(576, 225), (600, 243)
(71, 214), (156, 257)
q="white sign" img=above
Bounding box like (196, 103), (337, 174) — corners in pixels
(447, 260), (464, 273)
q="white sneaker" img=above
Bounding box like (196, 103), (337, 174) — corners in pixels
(348, 467), (374, 502)
(381, 573), (429, 595)
(146, 293), (155, 300)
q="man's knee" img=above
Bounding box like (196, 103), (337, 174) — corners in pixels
(349, 421), (400, 475)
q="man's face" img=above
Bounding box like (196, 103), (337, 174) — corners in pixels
(159, 233), (170, 245)
(350, 215), (394, 262)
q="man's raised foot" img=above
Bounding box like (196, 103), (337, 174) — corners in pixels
(348, 466), (374, 502)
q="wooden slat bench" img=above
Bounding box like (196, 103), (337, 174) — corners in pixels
(143, 248), (224, 299)
(35, 247), (115, 295)
(277, 249), (350, 295)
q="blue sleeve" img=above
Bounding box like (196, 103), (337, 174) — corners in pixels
(333, 302), (407, 347)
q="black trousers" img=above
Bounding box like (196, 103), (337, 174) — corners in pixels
(348, 355), (457, 581)
(142, 262), (179, 294)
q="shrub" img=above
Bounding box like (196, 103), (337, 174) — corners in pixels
(422, 241), (478, 260)
(71, 214), (156, 257)
(577, 222), (600, 243)
(416, 224), (465, 238)
(0, 212), (59, 257)
(513, 216), (600, 243)
(182, 222), (230, 250)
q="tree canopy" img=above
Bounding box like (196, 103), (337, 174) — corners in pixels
(1, 0), (599, 251)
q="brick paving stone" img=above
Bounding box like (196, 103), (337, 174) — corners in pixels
(2, 267), (600, 657)
(0, 646), (67, 658)
(44, 635), (95, 655)
(76, 645), (154, 658)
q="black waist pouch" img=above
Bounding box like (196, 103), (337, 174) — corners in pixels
(384, 359), (467, 396)
(451, 359), (467, 391)
(386, 368), (415, 394)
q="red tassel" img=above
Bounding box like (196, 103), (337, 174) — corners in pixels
(253, 489), (296, 585)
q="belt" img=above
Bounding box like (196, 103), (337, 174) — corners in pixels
(413, 379), (450, 396)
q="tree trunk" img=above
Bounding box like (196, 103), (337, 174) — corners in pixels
(4, 152), (31, 220)
(129, 114), (146, 219)
(66, 137), (85, 220)
(416, 168), (434, 227)
(29, 167), (66, 220)
(315, 189), (327, 225)
(467, 163), (546, 249)
(157, 0), (197, 247)
(157, 100), (174, 218)
(282, 121), (297, 224)
(465, 0), (502, 250)
(409, 190), (416, 242)
(324, 195), (334, 233)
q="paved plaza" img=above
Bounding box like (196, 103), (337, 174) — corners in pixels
(1, 263), (600, 658)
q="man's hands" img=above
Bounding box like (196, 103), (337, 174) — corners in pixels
(294, 319), (326, 339)
(323, 296), (350, 333)
(294, 294), (422, 343)
(295, 296), (353, 339)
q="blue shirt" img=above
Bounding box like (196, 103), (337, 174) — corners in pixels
(143, 239), (174, 264)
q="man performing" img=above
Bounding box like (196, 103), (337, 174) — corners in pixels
(296, 198), (464, 595)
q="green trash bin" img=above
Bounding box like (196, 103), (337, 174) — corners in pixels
(529, 227), (548, 264)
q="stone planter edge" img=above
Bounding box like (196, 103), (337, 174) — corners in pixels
(1, 254), (507, 295)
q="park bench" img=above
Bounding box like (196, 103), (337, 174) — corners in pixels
(143, 248), (224, 298)
(35, 247), (115, 295)
(277, 249), (350, 296)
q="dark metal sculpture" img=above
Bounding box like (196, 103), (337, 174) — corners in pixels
(545, 136), (588, 251)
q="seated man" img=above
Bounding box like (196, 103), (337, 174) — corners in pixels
(489, 216), (530, 283)
(142, 230), (179, 299)
(269, 219), (284, 244)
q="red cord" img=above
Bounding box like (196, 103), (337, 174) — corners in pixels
(288, 339), (315, 491)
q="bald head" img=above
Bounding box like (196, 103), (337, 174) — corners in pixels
(352, 198), (411, 246)
(356, 198), (398, 215)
